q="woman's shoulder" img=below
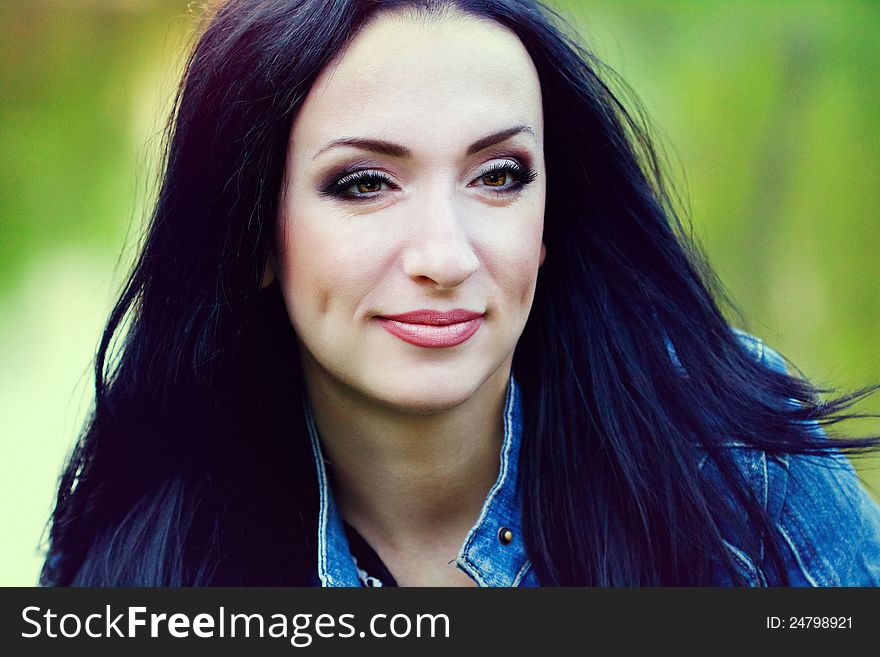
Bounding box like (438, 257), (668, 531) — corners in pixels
(703, 433), (880, 585)
(700, 330), (880, 585)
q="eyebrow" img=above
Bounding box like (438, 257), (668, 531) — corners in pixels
(311, 125), (535, 160)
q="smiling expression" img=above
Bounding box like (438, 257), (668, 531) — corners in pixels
(274, 9), (546, 413)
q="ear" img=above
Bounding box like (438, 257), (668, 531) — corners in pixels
(539, 242), (547, 267)
(260, 259), (276, 288)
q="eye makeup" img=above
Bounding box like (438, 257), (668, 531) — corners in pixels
(319, 169), (398, 200)
(469, 160), (538, 196)
(318, 157), (538, 202)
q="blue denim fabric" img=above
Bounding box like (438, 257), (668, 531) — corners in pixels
(305, 377), (536, 587)
(305, 335), (880, 586)
(703, 334), (880, 586)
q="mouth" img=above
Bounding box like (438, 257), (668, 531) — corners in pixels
(376, 309), (484, 348)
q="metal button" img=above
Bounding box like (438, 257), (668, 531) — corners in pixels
(498, 527), (513, 545)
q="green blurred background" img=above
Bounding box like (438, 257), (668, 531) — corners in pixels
(1, 0), (878, 585)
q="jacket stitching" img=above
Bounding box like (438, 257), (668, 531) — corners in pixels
(512, 559), (532, 587)
(459, 380), (519, 584)
(776, 521), (821, 586)
(722, 539), (760, 585)
(455, 559), (489, 588)
(760, 451), (768, 563)
(305, 404), (331, 587)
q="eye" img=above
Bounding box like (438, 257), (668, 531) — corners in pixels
(470, 160), (538, 196)
(321, 169), (398, 201)
(482, 171), (509, 187)
(355, 179), (383, 194)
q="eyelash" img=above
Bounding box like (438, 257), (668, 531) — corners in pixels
(320, 161), (538, 202)
(475, 161), (539, 196)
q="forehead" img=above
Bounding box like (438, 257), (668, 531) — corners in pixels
(291, 10), (543, 158)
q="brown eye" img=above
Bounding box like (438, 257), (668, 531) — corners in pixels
(322, 169), (397, 201)
(482, 172), (508, 187)
(356, 180), (383, 193)
(469, 159), (537, 195)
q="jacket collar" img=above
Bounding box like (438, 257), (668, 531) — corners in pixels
(304, 376), (530, 587)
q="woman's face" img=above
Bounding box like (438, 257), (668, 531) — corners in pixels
(275, 10), (545, 413)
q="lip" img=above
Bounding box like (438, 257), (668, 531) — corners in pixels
(377, 309), (484, 348)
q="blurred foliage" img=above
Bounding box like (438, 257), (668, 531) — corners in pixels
(0, 0), (195, 290)
(1, 0), (878, 584)
(554, 0), (880, 441)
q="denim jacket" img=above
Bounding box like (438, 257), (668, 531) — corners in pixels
(306, 335), (880, 586)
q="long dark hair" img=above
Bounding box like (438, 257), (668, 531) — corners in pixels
(42, 0), (879, 586)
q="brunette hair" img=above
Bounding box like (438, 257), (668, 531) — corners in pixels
(42, 0), (878, 586)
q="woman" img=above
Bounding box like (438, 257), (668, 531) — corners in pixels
(42, 0), (880, 586)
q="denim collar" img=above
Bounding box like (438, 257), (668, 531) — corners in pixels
(304, 377), (530, 587)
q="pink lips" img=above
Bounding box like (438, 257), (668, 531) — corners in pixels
(377, 309), (484, 348)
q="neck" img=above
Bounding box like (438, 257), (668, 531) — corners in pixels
(303, 357), (511, 559)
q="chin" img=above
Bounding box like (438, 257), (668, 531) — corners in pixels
(373, 385), (484, 415)
(362, 373), (487, 416)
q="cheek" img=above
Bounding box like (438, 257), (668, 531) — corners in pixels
(276, 208), (395, 320)
(276, 218), (333, 317)
(477, 213), (544, 306)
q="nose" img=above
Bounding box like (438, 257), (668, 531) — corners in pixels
(401, 194), (479, 290)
